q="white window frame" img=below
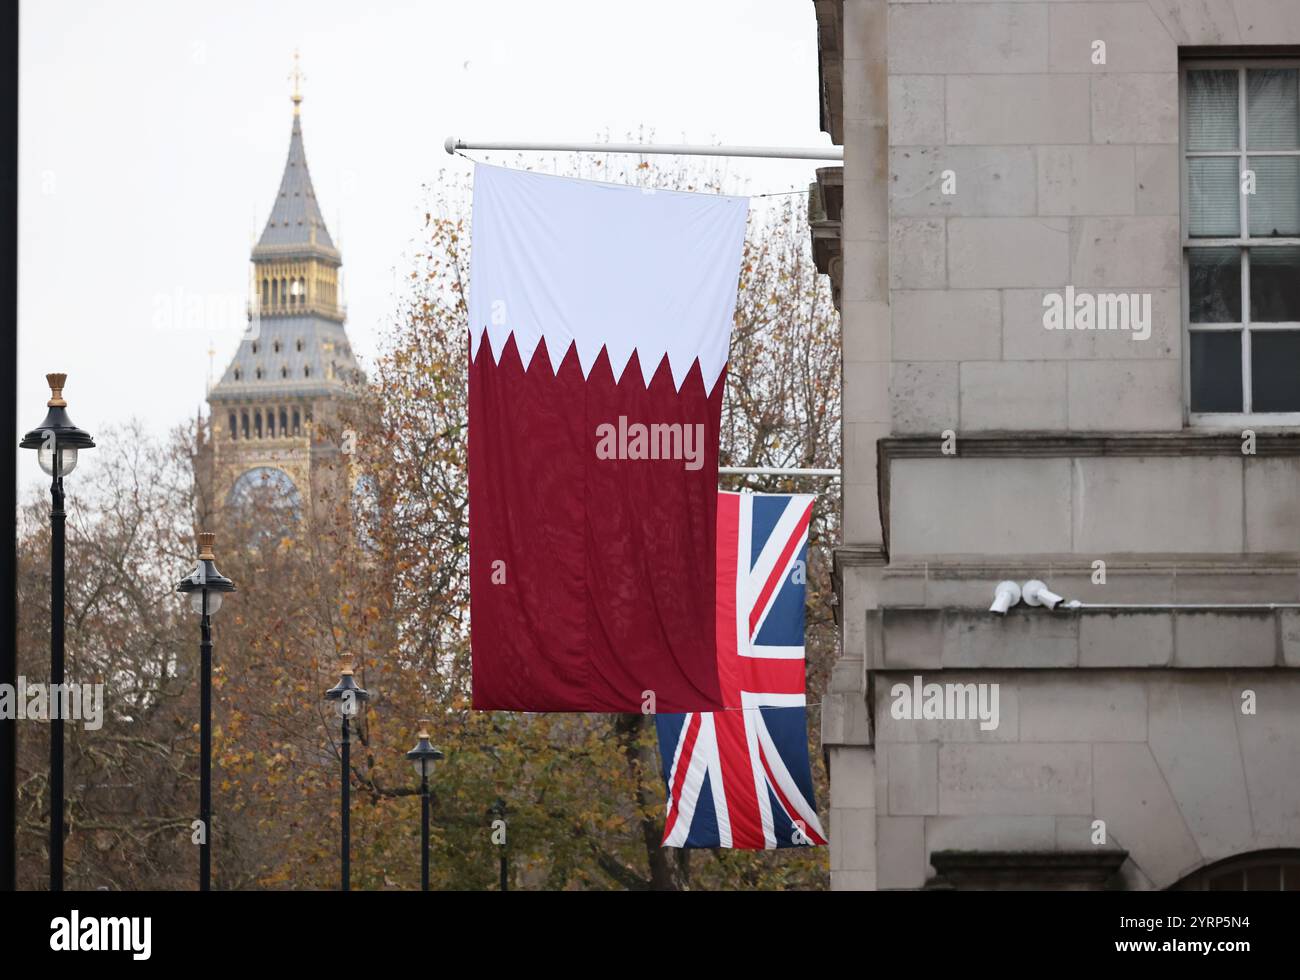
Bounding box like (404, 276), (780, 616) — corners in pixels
(1182, 58), (1300, 428)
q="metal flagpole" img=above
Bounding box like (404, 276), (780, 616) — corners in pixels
(718, 466), (841, 477)
(445, 138), (843, 162)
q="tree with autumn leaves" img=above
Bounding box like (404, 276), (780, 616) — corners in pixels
(14, 156), (840, 890)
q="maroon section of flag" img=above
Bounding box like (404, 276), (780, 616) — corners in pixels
(468, 332), (727, 712)
(466, 165), (747, 712)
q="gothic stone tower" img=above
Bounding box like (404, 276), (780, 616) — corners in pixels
(205, 78), (363, 526)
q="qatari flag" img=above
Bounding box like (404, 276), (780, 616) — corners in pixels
(468, 164), (749, 712)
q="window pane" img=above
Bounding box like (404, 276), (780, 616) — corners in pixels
(1250, 246), (1300, 321)
(1285, 864), (1300, 891)
(1248, 68), (1300, 150)
(1189, 158), (1241, 236)
(1189, 247), (1242, 322)
(1207, 869), (1243, 890)
(1245, 865), (1282, 890)
(1247, 156), (1300, 237)
(1190, 330), (1243, 412)
(1251, 331), (1300, 412)
(1187, 70), (1240, 150)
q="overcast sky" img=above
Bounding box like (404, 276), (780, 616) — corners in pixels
(17, 0), (830, 493)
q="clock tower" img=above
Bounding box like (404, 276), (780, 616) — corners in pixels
(203, 57), (363, 527)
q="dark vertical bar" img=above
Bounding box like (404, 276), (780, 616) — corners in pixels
(340, 717), (349, 892)
(0, 0), (18, 894)
(199, 602), (212, 891)
(420, 775), (429, 892)
(500, 852), (508, 892)
(49, 476), (64, 891)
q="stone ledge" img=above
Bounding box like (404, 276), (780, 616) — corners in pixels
(812, 0), (843, 144)
(822, 655), (873, 747)
(831, 544), (888, 627)
(881, 432), (1300, 461)
(833, 543), (887, 575)
(836, 557), (1300, 612)
(877, 606), (1300, 670)
(874, 436), (1300, 561)
(927, 849), (1128, 891)
(861, 555), (1300, 573)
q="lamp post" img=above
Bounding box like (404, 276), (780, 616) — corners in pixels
(488, 798), (508, 892)
(175, 532), (235, 892)
(19, 373), (94, 892)
(405, 721), (443, 892)
(323, 656), (369, 891)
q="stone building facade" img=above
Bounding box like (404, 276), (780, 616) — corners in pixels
(811, 0), (1300, 889)
(199, 83), (363, 526)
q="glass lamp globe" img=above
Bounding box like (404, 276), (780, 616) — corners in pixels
(406, 723), (444, 779)
(21, 375), (94, 475)
(176, 533), (235, 619)
(325, 657), (370, 718)
(413, 753), (444, 774)
(189, 591), (223, 616)
(37, 445), (78, 476)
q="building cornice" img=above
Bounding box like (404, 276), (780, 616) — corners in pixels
(811, 0), (843, 145)
(831, 543), (887, 626)
(875, 432), (1300, 561)
(879, 431), (1300, 462)
(252, 241), (342, 265)
(248, 303), (347, 323)
(927, 850), (1128, 891)
(208, 382), (363, 403)
(809, 166), (843, 310)
(872, 605), (1300, 671)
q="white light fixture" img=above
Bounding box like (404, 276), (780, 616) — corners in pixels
(1022, 580), (1063, 610)
(989, 580), (1021, 615)
(189, 590), (223, 616)
(37, 445), (79, 476)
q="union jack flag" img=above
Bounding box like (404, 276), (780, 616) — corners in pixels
(655, 491), (828, 849)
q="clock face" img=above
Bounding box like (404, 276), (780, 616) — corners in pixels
(228, 466), (303, 526)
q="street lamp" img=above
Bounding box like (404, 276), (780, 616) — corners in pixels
(404, 720), (443, 892)
(175, 532), (235, 892)
(323, 655), (369, 891)
(19, 373), (94, 892)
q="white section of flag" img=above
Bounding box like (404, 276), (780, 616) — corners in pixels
(468, 164), (750, 394)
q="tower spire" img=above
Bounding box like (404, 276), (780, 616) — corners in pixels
(254, 73), (336, 257)
(289, 49), (305, 115)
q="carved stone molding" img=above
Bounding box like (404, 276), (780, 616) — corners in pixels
(812, 0), (843, 145)
(880, 432), (1300, 463)
(927, 850), (1128, 891)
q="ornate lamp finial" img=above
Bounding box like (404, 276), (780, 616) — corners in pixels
(338, 655), (355, 676)
(46, 373), (67, 408)
(289, 49), (305, 114)
(197, 532), (216, 561)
